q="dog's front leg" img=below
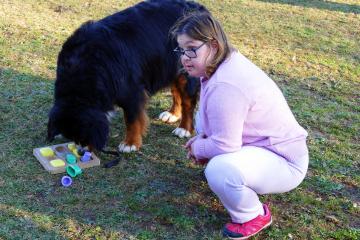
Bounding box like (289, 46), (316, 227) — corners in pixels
(159, 80), (182, 123)
(171, 74), (199, 138)
(119, 106), (149, 153)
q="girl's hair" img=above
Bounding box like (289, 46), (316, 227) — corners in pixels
(171, 11), (234, 78)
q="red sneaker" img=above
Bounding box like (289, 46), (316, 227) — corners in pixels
(223, 204), (272, 239)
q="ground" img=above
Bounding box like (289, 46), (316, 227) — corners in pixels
(0, 0), (359, 239)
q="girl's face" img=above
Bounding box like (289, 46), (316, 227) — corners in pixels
(176, 34), (217, 78)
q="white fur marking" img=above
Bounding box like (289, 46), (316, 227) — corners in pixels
(54, 134), (64, 139)
(172, 127), (191, 138)
(159, 111), (180, 123)
(106, 111), (116, 122)
(118, 143), (137, 152)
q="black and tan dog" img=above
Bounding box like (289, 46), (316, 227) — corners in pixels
(47, 0), (207, 152)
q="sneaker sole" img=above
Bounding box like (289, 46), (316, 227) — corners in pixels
(226, 217), (273, 240)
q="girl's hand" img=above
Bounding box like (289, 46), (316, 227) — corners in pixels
(186, 148), (209, 165)
(194, 158), (209, 165)
(185, 133), (206, 150)
(185, 136), (197, 150)
(185, 141), (196, 160)
(187, 150), (196, 161)
(184, 133), (208, 165)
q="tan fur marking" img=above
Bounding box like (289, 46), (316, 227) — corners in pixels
(123, 92), (149, 148)
(172, 74), (197, 132)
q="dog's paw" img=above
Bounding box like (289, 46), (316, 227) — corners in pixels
(118, 143), (137, 153)
(159, 111), (180, 123)
(172, 127), (191, 138)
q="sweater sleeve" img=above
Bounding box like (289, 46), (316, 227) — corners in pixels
(192, 83), (250, 159)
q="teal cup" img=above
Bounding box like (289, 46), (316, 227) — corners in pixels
(66, 164), (82, 177)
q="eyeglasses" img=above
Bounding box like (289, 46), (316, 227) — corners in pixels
(173, 42), (207, 59)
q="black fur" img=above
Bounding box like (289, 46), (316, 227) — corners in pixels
(48, 0), (207, 150)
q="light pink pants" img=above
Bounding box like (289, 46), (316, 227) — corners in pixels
(195, 112), (308, 223)
(204, 147), (308, 223)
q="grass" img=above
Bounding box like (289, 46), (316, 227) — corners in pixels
(0, 0), (359, 239)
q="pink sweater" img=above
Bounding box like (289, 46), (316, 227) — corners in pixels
(192, 51), (308, 163)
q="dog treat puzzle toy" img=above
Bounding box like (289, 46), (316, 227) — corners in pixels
(33, 142), (100, 174)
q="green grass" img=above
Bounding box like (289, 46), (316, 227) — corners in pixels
(0, 0), (359, 239)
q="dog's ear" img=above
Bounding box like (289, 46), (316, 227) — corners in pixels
(47, 107), (60, 142)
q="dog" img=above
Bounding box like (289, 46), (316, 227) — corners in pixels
(47, 0), (207, 152)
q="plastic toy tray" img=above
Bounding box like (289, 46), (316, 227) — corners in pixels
(33, 142), (101, 174)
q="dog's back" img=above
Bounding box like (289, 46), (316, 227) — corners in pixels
(56, 0), (206, 98)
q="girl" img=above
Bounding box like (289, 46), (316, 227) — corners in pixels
(171, 12), (309, 239)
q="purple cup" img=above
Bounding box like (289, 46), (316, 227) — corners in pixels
(61, 175), (72, 187)
(81, 151), (91, 162)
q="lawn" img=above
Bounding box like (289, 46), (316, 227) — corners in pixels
(0, 0), (359, 239)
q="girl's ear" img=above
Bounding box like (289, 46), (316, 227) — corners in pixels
(210, 39), (219, 51)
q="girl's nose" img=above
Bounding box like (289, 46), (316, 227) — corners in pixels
(181, 54), (191, 61)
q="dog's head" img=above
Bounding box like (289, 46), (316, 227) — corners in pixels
(47, 102), (109, 151)
(47, 21), (113, 151)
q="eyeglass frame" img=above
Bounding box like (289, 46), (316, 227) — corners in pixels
(173, 42), (207, 59)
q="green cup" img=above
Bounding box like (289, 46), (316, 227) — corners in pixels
(66, 164), (82, 177)
(66, 154), (77, 164)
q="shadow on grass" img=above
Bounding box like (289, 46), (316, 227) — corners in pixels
(0, 67), (54, 147)
(257, 0), (360, 14)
